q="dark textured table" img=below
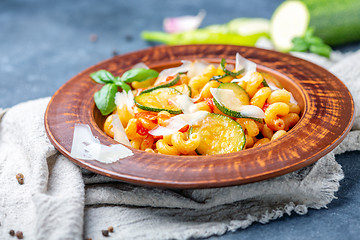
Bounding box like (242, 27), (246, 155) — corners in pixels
(1, 0), (359, 239)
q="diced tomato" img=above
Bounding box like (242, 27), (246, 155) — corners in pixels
(136, 121), (149, 135)
(166, 75), (175, 82)
(262, 103), (270, 112)
(134, 112), (158, 121)
(205, 98), (215, 112)
(155, 75), (175, 86)
(179, 124), (189, 133)
(153, 135), (163, 140)
(142, 134), (155, 146)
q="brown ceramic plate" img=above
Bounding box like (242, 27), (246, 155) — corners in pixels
(44, 45), (354, 189)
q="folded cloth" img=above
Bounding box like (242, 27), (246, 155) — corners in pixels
(0, 51), (359, 240)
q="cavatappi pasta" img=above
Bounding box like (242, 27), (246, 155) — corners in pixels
(100, 54), (301, 155)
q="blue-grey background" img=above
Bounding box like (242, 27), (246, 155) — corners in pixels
(1, 0), (359, 239)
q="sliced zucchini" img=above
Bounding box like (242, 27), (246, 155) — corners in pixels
(211, 83), (264, 121)
(216, 82), (250, 105)
(141, 75), (180, 94)
(172, 84), (192, 97)
(190, 113), (245, 155)
(134, 87), (183, 114)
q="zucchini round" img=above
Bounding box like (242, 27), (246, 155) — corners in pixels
(212, 82), (250, 118)
(134, 88), (183, 114)
(172, 84), (192, 97)
(190, 113), (245, 155)
(218, 82), (250, 105)
(141, 75), (180, 94)
(212, 83), (264, 121)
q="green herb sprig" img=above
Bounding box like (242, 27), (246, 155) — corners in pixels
(220, 58), (245, 77)
(212, 58), (269, 87)
(210, 58), (244, 82)
(90, 68), (159, 115)
(291, 28), (332, 58)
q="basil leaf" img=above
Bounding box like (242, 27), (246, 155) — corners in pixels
(291, 43), (308, 52)
(309, 44), (332, 58)
(291, 37), (309, 52)
(114, 76), (131, 92)
(291, 28), (332, 58)
(94, 83), (118, 115)
(306, 36), (323, 45)
(121, 68), (159, 83)
(304, 28), (315, 41)
(90, 70), (115, 84)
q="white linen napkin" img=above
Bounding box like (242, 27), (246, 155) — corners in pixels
(0, 50), (359, 240)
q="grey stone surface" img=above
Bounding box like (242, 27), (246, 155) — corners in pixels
(1, 0), (359, 239)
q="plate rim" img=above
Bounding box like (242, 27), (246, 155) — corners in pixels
(44, 44), (355, 189)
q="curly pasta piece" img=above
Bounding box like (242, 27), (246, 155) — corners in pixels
(179, 74), (190, 85)
(236, 118), (259, 137)
(163, 134), (173, 145)
(216, 64), (225, 76)
(188, 75), (211, 97)
(130, 139), (142, 149)
(267, 89), (291, 104)
(281, 113), (300, 131)
(265, 102), (290, 131)
(125, 118), (143, 140)
(236, 80), (247, 90)
(156, 139), (181, 155)
(171, 132), (201, 154)
(131, 78), (156, 89)
(255, 121), (264, 132)
(271, 130), (286, 141)
(253, 138), (270, 147)
(214, 64), (233, 82)
(204, 64), (217, 78)
(141, 134), (155, 150)
(157, 111), (171, 127)
(288, 103), (301, 115)
(145, 148), (156, 153)
(250, 87), (272, 108)
(261, 124), (273, 139)
(192, 101), (212, 112)
(246, 72), (263, 98)
(188, 64), (218, 96)
(117, 105), (134, 128)
(137, 117), (157, 130)
(245, 135), (255, 149)
(104, 115), (115, 138)
(197, 80), (220, 101)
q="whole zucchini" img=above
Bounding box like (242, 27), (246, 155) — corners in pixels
(271, 0), (360, 51)
(304, 0), (360, 46)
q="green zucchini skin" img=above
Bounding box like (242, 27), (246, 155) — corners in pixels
(213, 99), (262, 122)
(134, 88), (183, 114)
(140, 75), (180, 94)
(210, 74), (230, 82)
(301, 0), (360, 46)
(172, 84), (192, 97)
(189, 113), (246, 155)
(212, 83), (263, 122)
